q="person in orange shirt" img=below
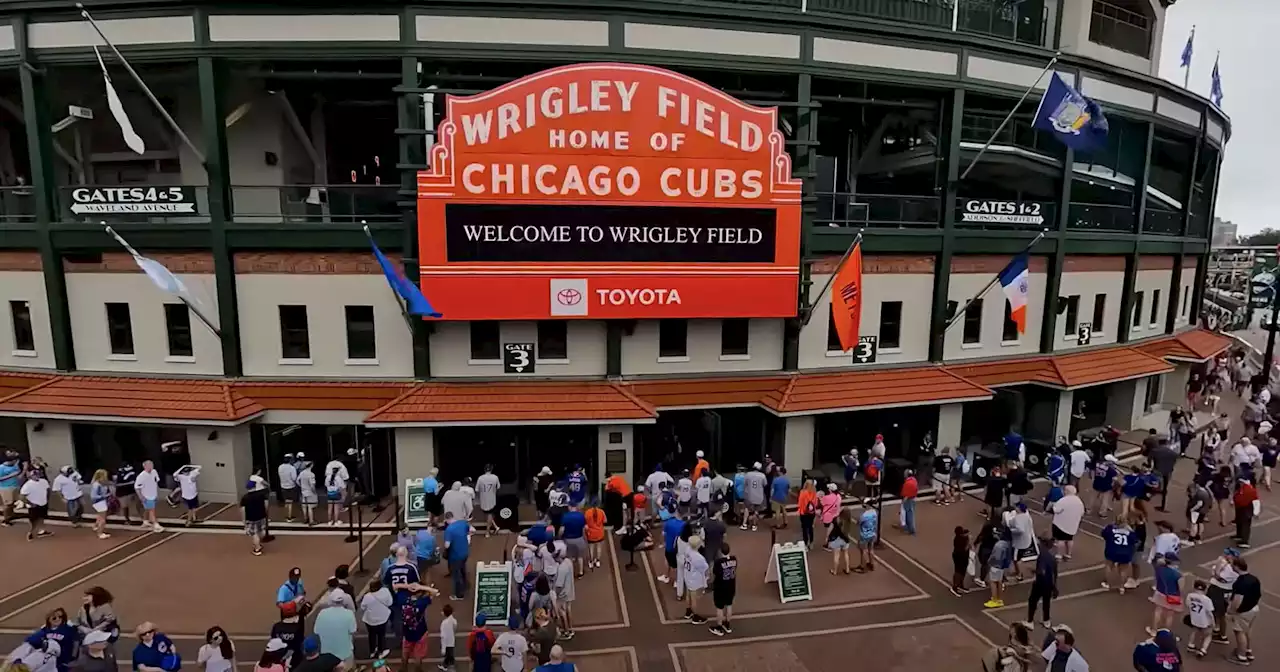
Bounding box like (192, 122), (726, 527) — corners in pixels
(692, 451), (710, 482)
(629, 485), (649, 528)
(795, 479), (819, 549)
(604, 472), (631, 530)
(583, 500), (607, 571)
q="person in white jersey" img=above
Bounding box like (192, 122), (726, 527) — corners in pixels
(477, 465), (502, 536)
(322, 458), (349, 527)
(134, 460), (164, 532)
(644, 465), (673, 519)
(675, 470), (694, 516)
(494, 615), (529, 672)
(176, 465), (202, 526)
(694, 471), (713, 519)
(277, 454), (300, 523)
(20, 467), (52, 540)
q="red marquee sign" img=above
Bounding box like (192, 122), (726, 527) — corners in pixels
(417, 63), (801, 320)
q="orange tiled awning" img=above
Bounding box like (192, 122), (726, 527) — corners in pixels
(0, 376), (264, 425)
(947, 356), (1063, 388)
(625, 375), (791, 409)
(1051, 347), (1173, 388)
(364, 381), (657, 426)
(234, 381), (411, 411)
(1135, 328), (1233, 362)
(0, 370), (52, 398)
(762, 365), (992, 416)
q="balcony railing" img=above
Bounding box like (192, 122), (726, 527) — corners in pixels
(1067, 202), (1135, 232)
(810, 0), (950, 28)
(230, 185), (399, 224)
(816, 192), (940, 228)
(1141, 207), (1182, 236)
(0, 186), (36, 223)
(961, 113), (1062, 157)
(955, 0), (1049, 47)
(1088, 0), (1152, 58)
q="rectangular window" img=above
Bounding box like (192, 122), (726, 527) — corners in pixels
(1150, 289), (1161, 326)
(1092, 293), (1107, 331)
(469, 321), (500, 360)
(1062, 294), (1080, 337)
(720, 318), (750, 356)
(9, 301), (34, 352)
(105, 302), (134, 355)
(659, 319), (688, 358)
(163, 304), (193, 358)
(278, 305), (310, 360)
(879, 301), (902, 349)
(1181, 286), (1190, 318)
(344, 305), (377, 360)
(1003, 300), (1020, 342)
(1132, 292), (1144, 330)
(537, 321), (568, 360)
(962, 299), (983, 344)
(827, 314), (843, 352)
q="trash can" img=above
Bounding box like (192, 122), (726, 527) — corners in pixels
(970, 446), (1003, 486)
(495, 485), (521, 532)
(1023, 439), (1052, 476)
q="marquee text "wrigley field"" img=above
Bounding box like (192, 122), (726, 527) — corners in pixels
(461, 224), (765, 245)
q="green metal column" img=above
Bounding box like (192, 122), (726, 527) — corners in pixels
(928, 89), (963, 363)
(1039, 146), (1073, 353)
(397, 48), (431, 379)
(1117, 123), (1154, 344)
(16, 17), (74, 371)
(197, 55), (242, 377)
(1190, 149), (1223, 323)
(1165, 255), (1183, 333)
(785, 72), (817, 372)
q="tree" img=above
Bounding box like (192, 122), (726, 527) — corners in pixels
(1241, 228), (1280, 246)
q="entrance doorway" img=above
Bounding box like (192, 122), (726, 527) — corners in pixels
(70, 423), (188, 477)
(634, 408), (778, 480)
(433, 426), (597, 499)
(251, 424), (395, 499)
(814, 404), (940, 467)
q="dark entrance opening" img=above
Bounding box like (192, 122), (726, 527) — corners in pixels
(433, 426), (597, 500)
(0, 418), (28, 456)
(634, 408), (779, 480)
(1070, 384), (1110, 437)
(251, 424), (395, 499)
(70, 423), (188, 478)
(960, 385), (1060, 447)
(814, 405), (940, 467)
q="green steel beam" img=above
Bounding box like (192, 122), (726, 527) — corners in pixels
(197, 55), (242, 377)
(928, 88), (963, 363)
(1040, 146), (1073, 353)
(786, 71), (815, 372)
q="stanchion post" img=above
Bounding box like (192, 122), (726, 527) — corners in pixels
(873, 491), (885, 550)
(344, 504), (358, 543)
(354, 505), (367, 574)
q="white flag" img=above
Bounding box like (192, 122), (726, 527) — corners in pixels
(94, 46), (145, 155)
(105, 226), (204, 311)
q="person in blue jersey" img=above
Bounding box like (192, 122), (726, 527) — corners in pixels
(1133, 628), (1182, 672)
(1121, 464), (1152, 517)
(1088, 454), (1120, 518)
(381, 545), (422, 609)
(24, 608), (77, 672)
(566, 467), (588, 508)
(1148, 552), (1183, 636)
(1101, 512), (1139, 594)
(769, 467), (790, 530)
(732, 466), (746, 524)
(443, 511), (471, 600)
(131, 622), (181, 672)
(659, 511), (686, 585)
(856, 499), (878, 572)
(1, 450), (23, 526)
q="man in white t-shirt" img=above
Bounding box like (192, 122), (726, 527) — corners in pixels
(645, 466), (673, 517)
(1068, 441), (1090, 487)
(176, 466), (202, 527)
(493, 616), (529, 672)
(1050, 485), (1085, 560)
(51, 466), (84, 527)
(277, 455), (299, 523)
(694, 473), (713, 518)
(19, 468), (52, 540)
(133, 461), (164, 532)
(675, 470), (694, 514)
(477, 465), (502, 537)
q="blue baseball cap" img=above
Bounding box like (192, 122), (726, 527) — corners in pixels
(302, 635), (320, 655)
(475, 613), (487, 626)
(508, 615), (521, 630)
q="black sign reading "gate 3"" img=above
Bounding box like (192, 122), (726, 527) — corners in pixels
(443, 203), (777, 263)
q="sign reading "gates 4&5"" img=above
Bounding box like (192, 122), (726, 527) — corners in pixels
(418, 63), (802, 321)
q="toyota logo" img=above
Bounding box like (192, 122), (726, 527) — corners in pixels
(557, 289), (582, 306)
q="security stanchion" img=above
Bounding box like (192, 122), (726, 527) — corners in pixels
(344, 504), (358, 544)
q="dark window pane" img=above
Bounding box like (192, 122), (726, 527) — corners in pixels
(9, 301), (34, 352)
(879, 301), (902, 349)
(827, 313), (842, 352)
(537, 321), (568, 360)
(278, 305), (310, 359)
(721, 319), (750, 356)
(344, 305), (377, 360)
(163, 304), (193, 357)
(1150, 289), (1161, 324)
(1003, 300), (1020, 342)
(1132, 292), (1144, 329)
(1092, 294), (1107, 331)
(470, 322), (500, 360)
(963, 298), (983, 344)
(1062, 295), (1080, 337)
(105, 302), (134, 355)
(659, 319), (688, 358)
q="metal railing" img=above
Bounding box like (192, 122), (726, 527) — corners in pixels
(0, 186), (36, 223)
(961, 113), (1062, 157)
(1088, 0), (1152, 58)
(810, 0), (951, 28)
(1067, 202), (1136, 232)
(230, 185), (399, 224)
(955, 0), (1050, 47)
(815, 192), (941, 228)
(1141, 207), (1182, 236)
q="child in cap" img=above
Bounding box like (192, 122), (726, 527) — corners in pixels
(465, 614), (495, 672)
(1184, 579), (1214, 658)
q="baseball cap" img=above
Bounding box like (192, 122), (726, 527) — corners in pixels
(1071, 440), (1082, 447)
(294, 452), (306, 459)
(539, 466), (552, 476)
(696, 450), (704, 458)
(508, 615), (522, 630)
(826, 483), (838, 492)
(1224, 547), (1242, 557)
(302, 635), (320, 655)
(1104, 454), (1119, 464)
(289, 567), (302, 579)
(753, 462), (762, 469)
(475, 613), (487, 626)
(83, 631), (111, 646)
(1015, 502), (1027, 512)
(1052, 624), (1074, 636)
(266, 638), (288, 653)
(43, 640), (62, 658)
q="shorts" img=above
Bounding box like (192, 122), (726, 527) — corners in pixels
(1151, 592), (1184, 611)
(283, 487), (300, 503)
(830, 537), (849, 550)
(27, 504), (48, 521)
(987, 567), (1005, 583)
(402, 637), (429, 659)
(566, 537), (588, 559)
(183, 497), (200, 510)
(326, 490), (342, 502)
(1190, 512), (1203, 525)
(1051, 525), (1074, 542)
(665, 549), (678, 569)
(713, 588), (736, 610)
(858, 537), (875, 549)
(244, 519), (267, 537)
(482, 505), (497, 516)
(1230, 609), (1259, 633)
(934, 473), (951, 486)
(0, 486), (16, 506)
(1208, 585), (1230, 615)
(143, 498), (157, 511)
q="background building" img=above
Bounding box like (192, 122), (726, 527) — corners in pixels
(1212, 217), (1239, 248)
(0, 0), (1231, 503)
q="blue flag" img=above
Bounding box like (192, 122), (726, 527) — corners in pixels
(1180, 28), (1194, 68)
(1211, 54), (1224, 107)
(368, 235), (442, 318)
(1032, 73), (1109, 153)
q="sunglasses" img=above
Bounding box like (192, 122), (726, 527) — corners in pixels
(140, 630), (156, 638)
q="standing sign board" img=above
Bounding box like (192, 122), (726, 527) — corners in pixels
(473, 561), (513, 624)
(70, 186), (198, 215)
(503, 343), (535, 373)
(763, 542), (812, 603)
(404, 478), (429, 526)
(417, 63), (802, 321)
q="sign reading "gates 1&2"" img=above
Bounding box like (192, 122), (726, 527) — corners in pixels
(417, 63), (802, 320)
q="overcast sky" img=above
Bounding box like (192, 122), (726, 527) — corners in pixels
(1157, 0), (1274, 233)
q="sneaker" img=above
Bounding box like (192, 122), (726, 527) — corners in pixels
(750, 525), (757, 531)
(657, 575), (670, 584)
(1229, 655), (1251, 666)
(1123, 579), (1139, 589)
(949, 587), (963, 597)
(983, 599), (1002, 609)
(1042, 620), (1051, 630)
(152, 525), (165, 533)
(252, 548), (263, 556)
(1101, 582), (1112, 590)
(1239, 543), (1251, 549)
(378, 650), (391, 659)
(97, 533), (110, 540)
(36, 530), (51, 537)
(1246, 651), (1255, 661)
(739, 524), (748, 531)
(708, 625), (726, 637)
(1193, 648), (1206, 659)
(690, 615), (708, 625)
(1213, 635), (1231, 644)
(682, 612), (694, 621)
(723, 622), (733, 634)
(974, 579), (987, 589)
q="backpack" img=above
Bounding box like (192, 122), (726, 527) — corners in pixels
(864, 461), (880, 481)
(468, 629), (494, 657)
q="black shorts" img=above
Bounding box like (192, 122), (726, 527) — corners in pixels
(713, 587), (736, 610)
(425, 493), (443, 516)
(665, 549), (678, 569)
(482, 505), (497, 516)
(1051, 525), (1074, 542)
(283, 487), (300, 503)
(28, 504), (48, 521)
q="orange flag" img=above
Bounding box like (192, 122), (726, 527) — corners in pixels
(831, 240), (863, 352)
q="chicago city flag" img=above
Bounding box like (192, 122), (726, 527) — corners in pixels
(997, 253), (1030, 334)
(830, 240), (864, 352)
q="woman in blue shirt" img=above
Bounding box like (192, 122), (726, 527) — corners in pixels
(1101, 514), (1138, 594)
(1148, 552), (1183, 636)
(131, 622), (180, 672)
(25, 608), (78, 672)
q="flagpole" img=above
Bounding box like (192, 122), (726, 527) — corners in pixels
(103, 224), (222, 338)
(363, 222), (417, 332)
(76, 3), (207, 165)
(942, 230), (1047, 332)
(958, 54), (1060, 182)
(799, 229), (863, 328)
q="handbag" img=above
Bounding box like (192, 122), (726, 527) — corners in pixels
(966, 550), (978, 577)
